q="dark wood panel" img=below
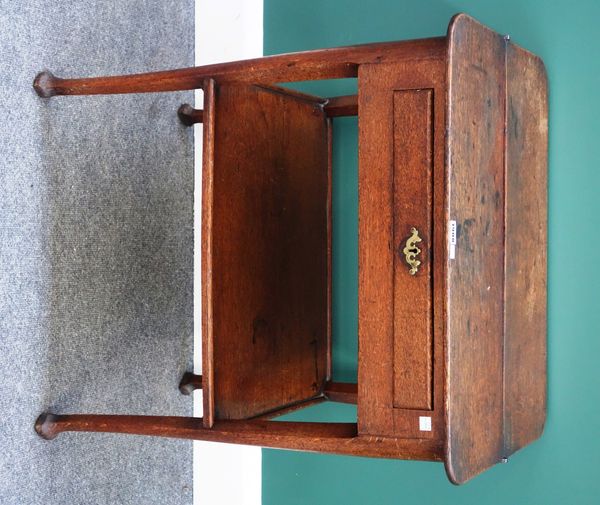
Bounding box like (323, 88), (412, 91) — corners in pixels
(210, 83), (330, 420)
(392, 88), (433, 411)
(324, 95), (358, 117)
(445, 13), (506, 484)
(324, 382), (358, 404)
(326, 118), (333, 381)
(358, 57), (445, 440)
(503, 43), (548, 456)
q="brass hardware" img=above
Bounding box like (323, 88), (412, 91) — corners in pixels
(403, 227), (422, 275)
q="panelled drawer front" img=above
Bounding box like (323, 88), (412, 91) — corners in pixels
(358, 59), (445, 440)
(392, 88), (433, 412)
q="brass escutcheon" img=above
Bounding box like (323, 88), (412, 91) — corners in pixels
(403, 227), (422, 275)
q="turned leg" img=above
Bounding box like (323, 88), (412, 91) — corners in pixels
(35, 413), (201, 440)
(178, 372), (203, 395)
(32, 413), (436, 459)
(33, 413), (356, 447)
(32, 69), (212, 98)
(33, 71), (60, 98)
(177, 104), (204, 126)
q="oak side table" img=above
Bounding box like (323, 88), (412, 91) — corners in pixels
(34, 13), (547, 484)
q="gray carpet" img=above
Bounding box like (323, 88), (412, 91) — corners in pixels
(0, 1), (194, 504)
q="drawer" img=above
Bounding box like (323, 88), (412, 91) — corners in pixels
(358, 59), (445, 439)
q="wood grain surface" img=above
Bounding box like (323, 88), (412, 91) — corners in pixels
(445, 13), (508, 484)
(209, 83), (330, 420)
(503, 42), (548, 456)
(324, 95), (358, 117)
(33, 38), (446, 96)
(324, 382), (358, 404)
(35, 413), (443, 461)
(392, 88), (434, 412)
(358, 57), (445, 440)
(201, 78), (216, 428)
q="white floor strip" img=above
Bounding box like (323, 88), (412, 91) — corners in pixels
(193, 1), (263, 504)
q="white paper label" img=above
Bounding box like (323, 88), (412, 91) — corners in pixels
(419, 416), (432, 432)
(449, 220), (457, 259)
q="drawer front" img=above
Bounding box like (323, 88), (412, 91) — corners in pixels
(392, 88), (433, 412)
(358, 59), (445, 439)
